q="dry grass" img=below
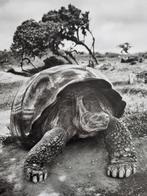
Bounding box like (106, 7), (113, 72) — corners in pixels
(0, 82), (20, 110)
(123, 93), (147, 114)
(114, 83), (147, 114)
(99, 58), (147, 116)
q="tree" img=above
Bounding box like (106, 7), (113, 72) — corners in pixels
(42, 4), (98, 64)
(0, 50), (9, 64)
(11, 19), (61, 70)
(118, 42), (132, 54)
(11, 4), (98, 70)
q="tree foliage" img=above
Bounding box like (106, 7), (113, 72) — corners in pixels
(118, 42), (132, 54)
(42, 4), (89, 38)
(42, 4), (97, 64)
(11, 19), (61, 58)
(11, 4), (98, 68)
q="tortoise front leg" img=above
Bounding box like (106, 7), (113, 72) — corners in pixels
(24, 127), (67, 183)
(104, 117), (137, 178)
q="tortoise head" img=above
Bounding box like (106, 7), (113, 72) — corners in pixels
(75, 96), (110, 133)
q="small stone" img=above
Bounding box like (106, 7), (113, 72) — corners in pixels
(0, 148), (3, 153)
(77, 187), (82, 193)
(10, 158), (16, 162)
(91, 160), (95, 165)
(88, 173), (92, 178)
(125, 148), (130, 152)
(58, 175), (66, 182)
(32, 163), (38, 167)
(87, 186), (95, 191)
(114, 152), (120, 157)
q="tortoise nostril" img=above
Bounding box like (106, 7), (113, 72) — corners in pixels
(90, 114), (100, 122)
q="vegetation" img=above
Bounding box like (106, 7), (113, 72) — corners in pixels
(118, 42), (132, 54)
(0, 50), (16, 66)
(11, 19), (59, 70)
(11, 4), (97, 70)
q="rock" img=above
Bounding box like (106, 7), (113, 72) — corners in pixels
(43, 56), (65, 68)
(121, 56), (144, 64)
(99, 63), (114, 71)
(128, 72), (137, 84)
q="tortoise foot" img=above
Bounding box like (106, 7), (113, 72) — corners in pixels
(107, 162), (136, 178)
(24, 163), (48, 183)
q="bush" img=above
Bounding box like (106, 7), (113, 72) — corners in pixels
(43, 56), (65, 68)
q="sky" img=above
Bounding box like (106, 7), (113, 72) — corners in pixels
(0, 0), (147, 53)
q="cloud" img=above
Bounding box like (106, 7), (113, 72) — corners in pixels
(0, 0), (10, 7)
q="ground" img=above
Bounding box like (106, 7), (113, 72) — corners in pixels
(0, 56), (147, 196)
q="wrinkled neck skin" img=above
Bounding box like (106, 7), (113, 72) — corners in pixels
(73, 96), (110, 138)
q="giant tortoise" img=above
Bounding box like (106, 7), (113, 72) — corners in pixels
(10, 64), (137, 183)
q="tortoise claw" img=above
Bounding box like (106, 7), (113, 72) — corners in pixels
(24, 164), (48, 183)
(107, 162), (136, 178)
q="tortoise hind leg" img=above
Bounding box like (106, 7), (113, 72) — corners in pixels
(24, 127), (67, 183)
(104, 117), (137, 178)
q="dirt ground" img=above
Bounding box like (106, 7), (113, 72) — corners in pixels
(0, 58), (147, 196)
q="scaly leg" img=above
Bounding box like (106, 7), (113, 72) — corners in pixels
(24, 127), (67, 183)
(104, 117), (137, 178)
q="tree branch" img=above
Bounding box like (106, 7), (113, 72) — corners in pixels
(63, 35), (98, 65)
(54, 50), (73, 64)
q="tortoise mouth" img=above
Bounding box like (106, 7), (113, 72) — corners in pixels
(80, 112), (110, 133)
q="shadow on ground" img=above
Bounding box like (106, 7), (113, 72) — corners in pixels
(0, 112), (147, 196)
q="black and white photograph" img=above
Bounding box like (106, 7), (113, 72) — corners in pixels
(0, 0), (147, 195)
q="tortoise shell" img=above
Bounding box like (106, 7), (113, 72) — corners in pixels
(10, 64), (126, 142)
